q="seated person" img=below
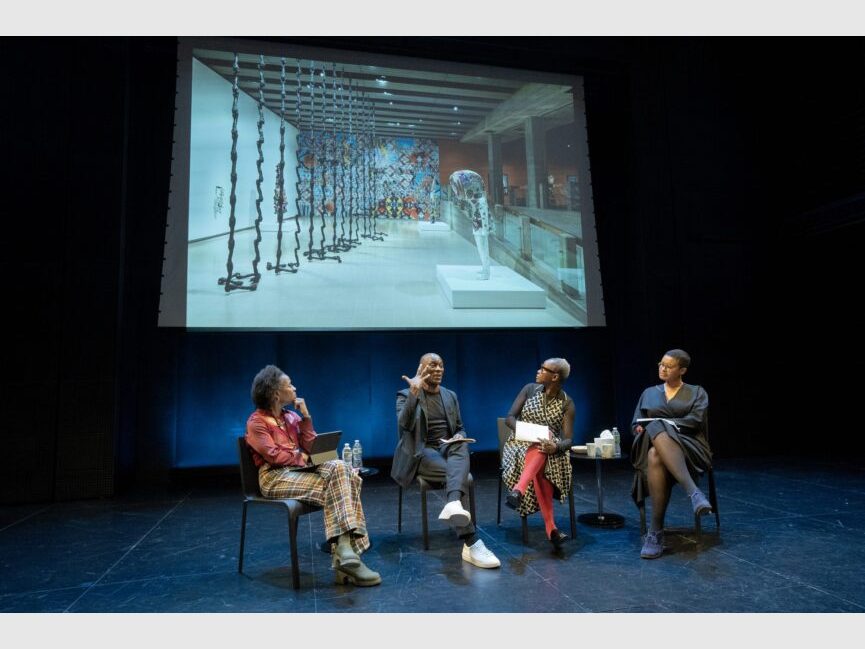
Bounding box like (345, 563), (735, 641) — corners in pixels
(245, 364), (381, 586)
(502, 358), (574, 550)
(631, 349), (713, 559)
(392, 353), (500, 569)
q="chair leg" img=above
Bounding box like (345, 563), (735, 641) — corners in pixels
(238, 501), (249, 573)
(708, 468), (720, 530)
(639, 503), (647, 536)
(420, 483), (430, 551)
(521, 515), (529, 545)
(497, 476), (502, 525)
(468, 477), (477, 526)
(288, 509), (300, 590)
(398, 485), (403, 533)
(568, 478), (577, 538)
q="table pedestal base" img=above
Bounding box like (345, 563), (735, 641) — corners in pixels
(578, 512), (625, 529)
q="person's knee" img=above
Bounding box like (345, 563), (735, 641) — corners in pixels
(647, 447), (661, 467)
(449, 443), (470, 460)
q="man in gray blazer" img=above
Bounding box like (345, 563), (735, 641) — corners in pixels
(392, 352), (500, 568)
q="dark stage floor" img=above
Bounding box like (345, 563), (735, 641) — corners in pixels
(2, 457), (864, 613)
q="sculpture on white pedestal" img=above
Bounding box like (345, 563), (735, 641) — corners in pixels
(448, 169), (491, 280)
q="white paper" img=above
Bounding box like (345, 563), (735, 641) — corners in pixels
(515, 420), (550, 442)
(636, 418), (680, 430)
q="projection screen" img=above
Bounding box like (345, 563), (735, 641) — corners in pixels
(159, 37), (605, 330)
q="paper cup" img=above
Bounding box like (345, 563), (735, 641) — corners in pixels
(586, 442), (596, 457)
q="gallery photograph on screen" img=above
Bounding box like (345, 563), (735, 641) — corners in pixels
(159, 37), (605, 330)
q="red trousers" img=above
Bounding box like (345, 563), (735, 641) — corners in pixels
(515, 446), (557, 536)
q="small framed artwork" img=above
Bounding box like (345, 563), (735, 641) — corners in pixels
(502, 174), (509, 189)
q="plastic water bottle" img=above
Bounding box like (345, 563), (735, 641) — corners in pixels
(612, 427), (621, 458)
(342, 443), (352, 465)
(352, 439), (363, 468)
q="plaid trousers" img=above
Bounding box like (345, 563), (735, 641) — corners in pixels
(258, 460), (370, 554)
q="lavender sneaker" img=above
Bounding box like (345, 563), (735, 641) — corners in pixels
(690, 489), (712, 516)
(640, 530), (664, 559)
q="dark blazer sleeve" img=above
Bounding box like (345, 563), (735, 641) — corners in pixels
(392, 388), (423, 487)
(397, 389), (420, 434)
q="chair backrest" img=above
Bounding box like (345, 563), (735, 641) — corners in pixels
(237, 437), (263, 498)
(496, 417), (511, 464)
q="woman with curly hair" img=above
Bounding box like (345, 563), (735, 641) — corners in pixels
(245, 364), (380, 586)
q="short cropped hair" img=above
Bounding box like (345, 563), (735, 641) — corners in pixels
(545, 357), (570, 380)
(664, 349), (691, 369)
(251, 365), (286, 409)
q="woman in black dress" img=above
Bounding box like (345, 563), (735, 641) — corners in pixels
(631, 349), (712, 559)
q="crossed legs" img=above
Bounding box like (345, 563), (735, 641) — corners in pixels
(514, 446), (558, 537)
(646, 431), (698, 532)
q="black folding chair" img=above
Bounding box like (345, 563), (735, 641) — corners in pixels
(236, 436), (323, 589)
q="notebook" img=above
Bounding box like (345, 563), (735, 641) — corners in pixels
(515, 420), (550, 442)
(290, 430), (342, 471)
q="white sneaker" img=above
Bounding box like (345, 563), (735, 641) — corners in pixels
(461, 539), (501, 569)
(438, 500), (471, 528)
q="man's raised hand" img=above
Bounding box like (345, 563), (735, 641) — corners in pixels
(401, 362), (429, 396)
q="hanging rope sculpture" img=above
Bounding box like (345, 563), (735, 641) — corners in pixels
(267, 57), (298, 274)
(292, 60), (307, 267)
(360, 92), (371, 240)
(317, 65), (330, 254)
(346, 79), (360, 247)
(303, 61), (317, 261)
(369, 99), (385, 241)
(215, 54), (408, 292)
(325, 63), (346, 253)
(320, 65), (341, 261)
(363, 93), (383, 241)
(303, 63), (340, 262)
(232, 54), (267, 286)
(218, 53), (258, 292)
(328, 64), (350, 252)
(290, 60), (303, 267)
(336, 68), (352, 250)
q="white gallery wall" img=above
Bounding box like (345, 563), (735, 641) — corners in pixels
(189, 58), (299, 241)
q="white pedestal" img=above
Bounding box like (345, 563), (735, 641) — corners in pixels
(436, 265), (547, 309)
(418, 220), (450, 232)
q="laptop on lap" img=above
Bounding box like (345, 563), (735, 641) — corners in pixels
(290, 430), (342, 471)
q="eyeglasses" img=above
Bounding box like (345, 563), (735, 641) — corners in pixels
(539, 366), (559, 374)
(658, 362), (679, 370)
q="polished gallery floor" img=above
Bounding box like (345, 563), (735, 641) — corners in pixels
(186, 216), (580, 329)
(1, 456), (864, 613)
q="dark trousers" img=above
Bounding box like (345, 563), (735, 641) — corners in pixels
(418, 442), (474, 536)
